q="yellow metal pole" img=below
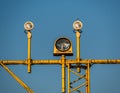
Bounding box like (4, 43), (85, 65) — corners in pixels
(76, 31), (81, 72)
(86, 65), (88, 93)
(68, 64), (70, 93)
(61, 55), (66, 93)
(76, 31), (80, 60)
(88, 63), (90, 93)
(27, 31), (31, 59)
(0, 62), (34, 93)
(27, 31), (32, 73)
(86, 63), (90, 93)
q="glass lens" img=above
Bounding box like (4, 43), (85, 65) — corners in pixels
(56, 38), (71, 52)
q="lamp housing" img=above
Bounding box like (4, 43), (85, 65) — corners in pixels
(53, 37), (73, 56)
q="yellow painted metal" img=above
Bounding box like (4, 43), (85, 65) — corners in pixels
(68, 67), (86, 93)
(27, 31), (32, 73)
(61, 55), (66, 93)
(32, 60), (61, 64)
(86, 64), (88, 93)
(88, 63), (90, 93)
(27, 31), (32, 59)
(67, 64), (70, 93)
(70, 82), (86, 92)
(1, 59), (120, 65)
(0, 60), (26, 64)
(86, 63), (90, 93)
(66, 59), (120, 64)
(0, 62), (34, 93)
(76, 31), (80, 60)
(76, 31), (81, 72)
(1, 27), (120, 93)
(1, 59), (120, 93)
(27, 59), (31, 73)
(1, 55), (120, 93)
(90, 59), (120, 64)
(70, 69), (85, 78)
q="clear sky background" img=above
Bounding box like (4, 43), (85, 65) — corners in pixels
(0, 0), (120, 93)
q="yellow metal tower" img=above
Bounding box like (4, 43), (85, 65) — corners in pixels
(0, 20), (120, 93)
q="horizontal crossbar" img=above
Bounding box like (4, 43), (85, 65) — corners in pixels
(1, 59), (120, 65)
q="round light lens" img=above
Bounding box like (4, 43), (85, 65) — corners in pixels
(24, 21), (34, 31)
(73, 20), (83, 31)
(55, 37), (71, 52)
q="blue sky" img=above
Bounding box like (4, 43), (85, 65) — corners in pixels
(0, 0), (120, 93)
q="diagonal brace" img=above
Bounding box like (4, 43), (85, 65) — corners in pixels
(70, 69), (86, 79)
(0, 62), (34, 93)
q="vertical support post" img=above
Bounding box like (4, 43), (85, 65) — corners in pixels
(24, 21), (34, 73)
(68, 64), (70, 93)
(86, 63), (90, 93)
(76, 31), (81, 72)
(27, 31), (32, 73)
(61, 55), (66, 93)
(76, 31), (80, 60)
